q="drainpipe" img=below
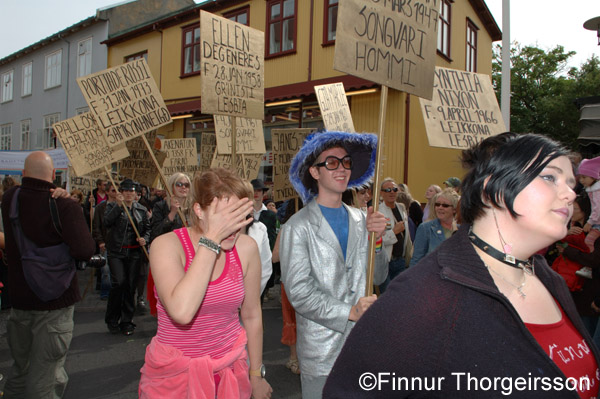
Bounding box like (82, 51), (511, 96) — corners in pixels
(59, 33), (71, 149)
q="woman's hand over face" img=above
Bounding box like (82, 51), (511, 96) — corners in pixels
(202, 197), (253, 243)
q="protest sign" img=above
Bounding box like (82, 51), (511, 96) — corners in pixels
(119, 131), (167, 187)
(77, 58), (172, 146)
(315, 83), (355, 132)
(334, 0), (440, 100)
(419, 67), (506, 149)
(200, 132), (217, 172)
(161, 138), (199, 177)
(200, 10), (264, 119)
(272, 128), (314, 202)
(213, 115), (266, 155)
(68, 166), (103, 194)
(54, 112), (129, 176)
(211, 153), (262, 181)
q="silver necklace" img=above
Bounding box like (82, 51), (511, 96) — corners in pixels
(484, 262), (527, 298)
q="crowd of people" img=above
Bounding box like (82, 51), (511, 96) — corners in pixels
(3, 131), (600, 398)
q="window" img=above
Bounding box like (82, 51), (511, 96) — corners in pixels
(437, 0), (451, 59)
(45, 50), (62, 89)
(181, 24), (200, 76)
(76, 107), (89, 115)
(266, 0), (296, 57)
(224, 6), (249, 25)
(125, 51), (148, 62)
(0, 124), (11, 150)
(21, 119), (30, 150)
(1, 70), (13, 103)
(466, 19), (478, 72)
(77, 38), (92, 77)
(323, 0), (338, 45)
(22, 62), (32, 96)
(43, 113), (60, 149)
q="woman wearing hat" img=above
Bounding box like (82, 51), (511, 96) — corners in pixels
(324, 133), (600, 398)
(280, 131), (388, 398)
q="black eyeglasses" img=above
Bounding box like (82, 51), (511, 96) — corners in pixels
(314, 155), (353, 171)
(382, 187), (398, 193)
(435, 203), (452, 208)
(175, 182), (190, 188)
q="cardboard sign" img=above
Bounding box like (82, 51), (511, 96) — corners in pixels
(272, 128), (315, 202)
(161, 138), (199, 177)
(334, 0), (440, 100)
(211, 153), (262, 181)
(54, 112), (130, 176)
(77, 58), (172, 146)
(419, 67), (506, 149)
(315, 83), (355, 132)
(200, 10), (265, 118)
(200, 132), (217, 172)
(68, 166), (105, 194)
(119, 132), (167, 187)
(213, 115), (266, 154)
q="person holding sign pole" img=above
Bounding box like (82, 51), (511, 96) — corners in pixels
(324, 133), (600, 398)
(139, 168), (272, 399)
(280, 131), (388, 398)
(104, 178), (150, 336)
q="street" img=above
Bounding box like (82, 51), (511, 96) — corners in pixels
(0, 270), (301, 398)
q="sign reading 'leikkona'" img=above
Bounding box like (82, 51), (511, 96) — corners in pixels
(77, 58), (172, 146)
(213, 115), (266, 155)
(334, 0), (440, 100)
(53, 112), (130, 176)
(200, 10), (264, 119)
(419, 67), (506, 149)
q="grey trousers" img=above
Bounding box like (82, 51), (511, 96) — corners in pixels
(3, 305), (74, 399)
(301, 374), (328, 399)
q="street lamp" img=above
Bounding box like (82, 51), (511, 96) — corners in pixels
(584, 16), (600, 45)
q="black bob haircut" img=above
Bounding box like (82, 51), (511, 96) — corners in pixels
(460, 132), (571, 224)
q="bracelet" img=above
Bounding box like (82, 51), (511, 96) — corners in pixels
(198, 236), (221, 255)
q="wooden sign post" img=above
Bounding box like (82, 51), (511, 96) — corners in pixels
(334, 0), (440, 295)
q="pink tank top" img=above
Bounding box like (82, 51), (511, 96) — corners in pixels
(155, 228), (245, 359)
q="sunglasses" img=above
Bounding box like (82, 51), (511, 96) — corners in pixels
(175, 182), (190, 188)
(435, 203), (452, 208)
(314, 155), (353, 171)
(382, 187), (398, 193)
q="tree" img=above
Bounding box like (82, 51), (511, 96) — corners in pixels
(492, 43), (600, 150)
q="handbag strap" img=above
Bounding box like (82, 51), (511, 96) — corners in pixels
(49, 197), (63, 236)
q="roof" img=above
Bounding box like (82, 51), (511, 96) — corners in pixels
(469, 0), (502, 42)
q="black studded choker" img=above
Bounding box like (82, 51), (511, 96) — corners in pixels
(468, 228), (534, 275)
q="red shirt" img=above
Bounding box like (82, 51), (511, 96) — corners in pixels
(526, 306), (599, 399)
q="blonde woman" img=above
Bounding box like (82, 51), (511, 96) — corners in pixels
(422, 184), (442, 222)
(150, 173), (192, 242)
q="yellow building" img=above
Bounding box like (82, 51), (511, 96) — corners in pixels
(104, 0), (501, 202)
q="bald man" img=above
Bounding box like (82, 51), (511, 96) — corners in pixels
(1, 151), (95, 398)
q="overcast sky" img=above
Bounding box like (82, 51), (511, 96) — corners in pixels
(1, 0), (599, 69)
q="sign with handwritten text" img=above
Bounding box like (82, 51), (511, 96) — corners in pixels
(419, 67), (506, 149)
(334, 0), (439, 100)
(272, 128), (315, 202)
(119, 131), (167, 187)
(161, 138), (199, 177)
(213, 115), (265, 155)
(200, 10), (264, 118)
(315, 82), (355, 132)
(200, 132), (217, 172)
(54, 112), (129, 176)
(211, 152), (262, 181)
(77, 58), (172, 146)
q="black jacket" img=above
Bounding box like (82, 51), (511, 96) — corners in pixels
(150, 199), (185, 243)
(104, 201), (150, 254)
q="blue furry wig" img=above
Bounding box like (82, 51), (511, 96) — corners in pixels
(289, 131), (378, 204)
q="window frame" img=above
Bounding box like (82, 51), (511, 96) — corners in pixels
(437, 0), (452, 61)
(224, 5), (250, 26)
(45, 49), (62, 89)
(322, 0), (338, 46)
(22, 62), (32, 97)
(0, 124), (12, 150)
(20, 119), (31, 150)
(125, 51), (148, 63)
(43, 113), (60, 149)
(466, 18), (478, 72)
(1, 70), (14, 103)
(265, 0), (297, 59)
(77, 37), (93, 78)
(180, 23), (201, 78)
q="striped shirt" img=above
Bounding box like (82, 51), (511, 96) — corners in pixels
(155, 228), (245, 359)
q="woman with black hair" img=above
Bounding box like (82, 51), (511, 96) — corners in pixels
(324, 133), (600, 398)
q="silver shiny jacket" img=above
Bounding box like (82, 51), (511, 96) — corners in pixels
(280, 199), (388, 376)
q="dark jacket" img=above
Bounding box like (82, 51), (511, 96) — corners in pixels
(258, 209), (277, 250)
(104, 201), (150, 254)
(324, 224), (599, 398)
(150, 199), (184, 243)
(1, 177), (95, 310)
(92, 200), (110, 247)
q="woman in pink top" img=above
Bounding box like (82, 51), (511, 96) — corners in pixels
(140, 168), (272, 399)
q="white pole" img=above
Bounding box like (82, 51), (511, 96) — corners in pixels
(501, 0), (511, 130)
